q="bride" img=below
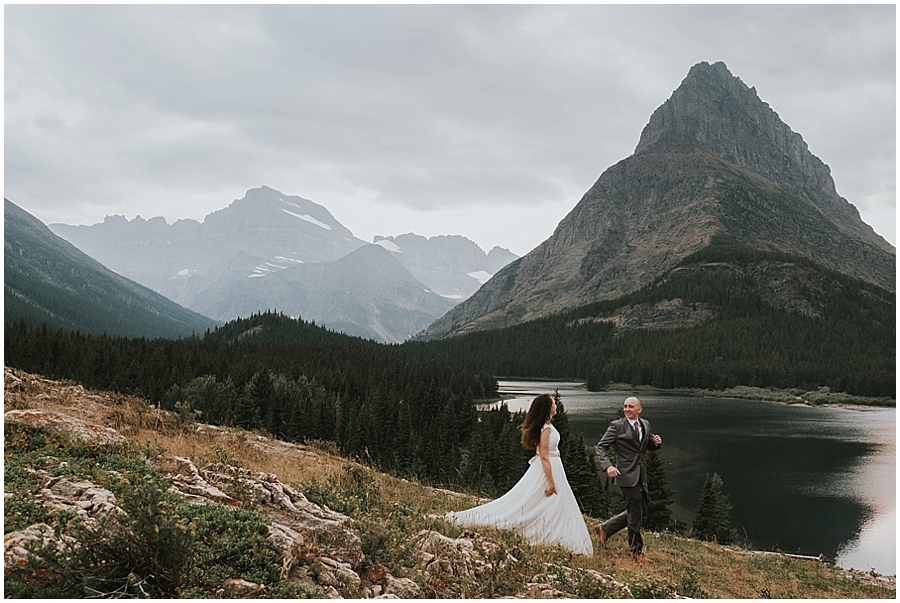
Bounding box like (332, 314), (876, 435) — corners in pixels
(445, 393), (593, 556)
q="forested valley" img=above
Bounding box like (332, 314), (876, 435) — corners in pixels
(4, 242), (893, 523)
(5, 310), (634, 520)
(403, 243), (895, 399)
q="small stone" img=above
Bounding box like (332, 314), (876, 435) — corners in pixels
(220, 577), (264, 598)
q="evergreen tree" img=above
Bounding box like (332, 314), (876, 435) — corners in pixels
(692, 472), (738, 544)
(459, 420), (497, 495)
(247, 370), (278, 434)
(232, 390), (260, 430)
(586, 370), (607, 392)
(644, 449), (675, 531)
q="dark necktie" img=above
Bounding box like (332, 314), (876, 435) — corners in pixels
(632, 420), (641, 443)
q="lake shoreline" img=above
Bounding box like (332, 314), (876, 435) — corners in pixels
(605, 383), (895, 411)
(492, 378), (895, 411)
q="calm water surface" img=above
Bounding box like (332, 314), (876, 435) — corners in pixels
(494, 381), (895, 576)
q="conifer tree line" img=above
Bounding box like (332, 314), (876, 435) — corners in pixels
(4, 314), (495, 489)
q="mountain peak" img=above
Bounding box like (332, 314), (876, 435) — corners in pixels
(634, 61), (840, 204)
(422, 62), (894, 340)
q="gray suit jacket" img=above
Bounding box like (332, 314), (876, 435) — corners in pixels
(595, 417), (660, 490)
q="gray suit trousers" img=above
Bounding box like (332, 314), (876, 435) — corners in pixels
(602, 484), (648, 555)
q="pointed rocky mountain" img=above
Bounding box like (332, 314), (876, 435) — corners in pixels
(373, 233), (518, 301)
(194, 244), (457, 343)
(4, 199), (217, 338)
(422, 61), (895, 339)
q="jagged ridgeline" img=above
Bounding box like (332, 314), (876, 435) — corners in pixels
(402, 240), (895, 398)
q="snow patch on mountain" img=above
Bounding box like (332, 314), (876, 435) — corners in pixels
(374, 239), (402, 253)
(248, 254), (308, 278)
(282, 209), (331, 230)
(249, 262), (287, 278)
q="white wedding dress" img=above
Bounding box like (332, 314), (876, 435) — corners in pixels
(446, 423), (593, 556)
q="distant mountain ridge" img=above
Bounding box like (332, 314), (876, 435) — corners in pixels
(50, 186), (369, 309)
(49, 186), (516, 343)
(191, 243), (457, 343)
(421, 61), (895, 339)
(4, 199), (216, 338)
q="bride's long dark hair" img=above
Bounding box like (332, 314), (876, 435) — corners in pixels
(520, 393), (554, 450)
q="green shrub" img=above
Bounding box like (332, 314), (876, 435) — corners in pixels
(627, 573), (676, 599)
(18, 478), (193, 598)
(301, 464), (382, 516)
(185, 503), (282, 588)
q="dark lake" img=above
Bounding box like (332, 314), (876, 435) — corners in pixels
(493, 381), (895, 576)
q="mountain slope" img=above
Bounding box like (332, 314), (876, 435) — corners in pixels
(373, 233), (518, 301)
(422, 62), (895, 339)
(194, 244), (457, 343)
(7, 367), (893, 599)
(404, 241), (895, 398)
(4, 199), (217, 338)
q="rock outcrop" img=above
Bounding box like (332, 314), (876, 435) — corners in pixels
(4, 408), (370, 598)
(4, 408), (125, 447)
(163, 456), (363, 569)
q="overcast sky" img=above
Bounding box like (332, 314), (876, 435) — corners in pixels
(5, 4), (896, 257)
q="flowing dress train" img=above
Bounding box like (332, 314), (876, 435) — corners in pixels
(446, 423), (593, 556)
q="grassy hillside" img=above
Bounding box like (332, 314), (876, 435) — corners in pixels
(4, 199), (217, 339)
(404, 241), (895, 399)
(4, 367), (893, 598)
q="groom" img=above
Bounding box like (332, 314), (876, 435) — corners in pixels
(594, 396), (662, 562)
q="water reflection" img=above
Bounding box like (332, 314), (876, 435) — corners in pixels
(492, 381), (895, 575)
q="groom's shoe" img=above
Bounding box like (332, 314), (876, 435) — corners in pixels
(595, 524), (608, 549)
(630, 552), (653, 564)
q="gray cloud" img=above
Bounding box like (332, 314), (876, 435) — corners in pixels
(5, 4), (895, 256)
